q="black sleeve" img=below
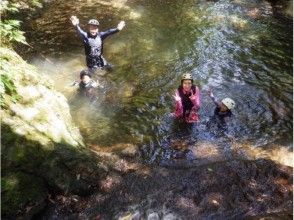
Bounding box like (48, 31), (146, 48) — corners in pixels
(76, 25), (87, 41)
(100, 28), (119, 40)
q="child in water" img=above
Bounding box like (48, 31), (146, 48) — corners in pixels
(208, 89), (235, 128)
(173, 73), (200, 123)
(78, 69), (100, 101)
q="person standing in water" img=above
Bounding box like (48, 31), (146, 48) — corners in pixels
(173, 73), (200, 123)
(70, 16), (126, 73)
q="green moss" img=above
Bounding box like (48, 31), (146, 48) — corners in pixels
(1, 171), (47, 218)
(0, 67), (21, 108)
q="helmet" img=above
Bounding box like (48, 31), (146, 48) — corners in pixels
(182, 73), (193, 81)
(88, 19), (100, 26)
(181, 73), (193, 83)
(221, 98), (235, 110)
(80, 69), (91, 79)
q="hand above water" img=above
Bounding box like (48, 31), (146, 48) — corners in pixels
(117, 21), (126, 30)
(207, 88), (214, 97)
(189, 89), (197, 101)
(173, 91), (181, 102)
(70, 16), (79, 26)
(92, 81), (98, 88)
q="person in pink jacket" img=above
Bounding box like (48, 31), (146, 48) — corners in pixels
(173, 73), (200, 123)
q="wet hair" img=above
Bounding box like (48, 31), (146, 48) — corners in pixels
(80, 70), (91, 79)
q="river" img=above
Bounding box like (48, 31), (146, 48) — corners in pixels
(19, 0), (293, 218)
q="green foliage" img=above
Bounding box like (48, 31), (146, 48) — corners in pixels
(26, 0), (42, 8)
(0, 0), (42, 46)
(0, 74), (21, 108)
(0, 1), (19, 14)
(1, 74), (18, 96)
(0, 0), (42, 14)
(0, 19), (27, 45)
(0, 1), (26, 46)
(0, 57), (21, 107)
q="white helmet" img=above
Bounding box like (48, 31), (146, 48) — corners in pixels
(181, 73), (194, 84)
(88, 19), (100, 26)
(182, 73), (193, 81)
(221, 98), (235, 110)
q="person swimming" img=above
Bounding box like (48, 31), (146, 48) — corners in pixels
(207, 89), (235, 129)
(78, 69), (100, 101)
(173, 73), (200, 123)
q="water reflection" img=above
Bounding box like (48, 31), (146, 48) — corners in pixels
(23, 0), (292, 166)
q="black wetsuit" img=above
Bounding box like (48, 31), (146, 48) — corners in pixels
(79, 80), (97, 100)
(210, 95), (232, 129)
(214, 107), (232, 119)
(75, 25), (119, 70)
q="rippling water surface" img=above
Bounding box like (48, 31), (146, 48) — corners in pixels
(23, 0), (293, 166)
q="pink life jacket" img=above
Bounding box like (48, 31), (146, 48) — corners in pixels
(174, 85), (200, 123)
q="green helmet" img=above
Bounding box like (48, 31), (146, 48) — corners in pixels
(221, 98), (236, 110)
(88, 19), (100, 26)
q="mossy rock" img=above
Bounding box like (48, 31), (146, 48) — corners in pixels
(1, 171), (47, 219)
(1, 47), (108, 212)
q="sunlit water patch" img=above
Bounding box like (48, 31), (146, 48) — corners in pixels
(22, 0), (292, 167)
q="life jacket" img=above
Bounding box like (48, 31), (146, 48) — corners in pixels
(177, 85), (196, 118)
(214, 107), (232, 120)
(85, 33), (103, 58)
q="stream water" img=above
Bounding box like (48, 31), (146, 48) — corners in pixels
(22, 0), (292, 174)
(18, 0), (293, 218)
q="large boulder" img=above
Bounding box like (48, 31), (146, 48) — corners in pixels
(0, 47), (107, 218)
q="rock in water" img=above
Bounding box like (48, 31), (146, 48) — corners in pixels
(0, 47), (107, 218)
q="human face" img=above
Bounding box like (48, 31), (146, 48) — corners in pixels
(89, 25), (99, 36)
(182, 80), (192, 92)
(82, 75), (91, 84)
(220, 103), (229, 112)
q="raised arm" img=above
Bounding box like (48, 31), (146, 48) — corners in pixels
(208, 90), (222, 108)
(100, 21), (125, 40)
(100, 28), (119, 40)
(76, 25), (87, 40)
(190, 86), (200, 110)
(70, 16), (87, 40)
(173, 90), (183, 118)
